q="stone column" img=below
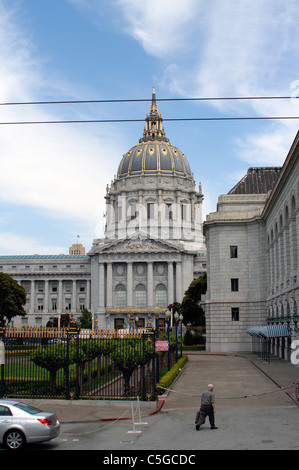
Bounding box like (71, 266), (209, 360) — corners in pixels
(30, 279), (35, 313)
(98, 263), (105, 310)
(72, 280), (77, 313)
(86, 279), (91, 310)
(106, 262), (113, 308)
(44, 280), (49, 314)
(168, 261), (174, 304)
(127, 262), (133, 307)
(147, 262), (154, 308)
(175, 261), (182, 302)
(58, 280), (63, 313)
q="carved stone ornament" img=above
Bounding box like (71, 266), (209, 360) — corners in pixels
(97, 236), (182, 254)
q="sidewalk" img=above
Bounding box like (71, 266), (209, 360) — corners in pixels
(22, 352), (299, 423)
(161, 352), (299, 412)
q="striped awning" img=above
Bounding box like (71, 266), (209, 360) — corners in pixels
(246, 324), (292, 338)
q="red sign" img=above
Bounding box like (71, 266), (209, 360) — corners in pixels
(155, 339), (169, 351)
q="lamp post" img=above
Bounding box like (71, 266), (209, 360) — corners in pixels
(165, 309), (171, 371)
(174, 312), (179, 363)
(179, 313), (183, 358)
(153, 306), (160, 383)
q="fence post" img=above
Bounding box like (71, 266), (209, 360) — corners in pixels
(75, 332), (80, 399)
(142, 334), (146, 401)
(0, 328), (5, 398)
(65, 331), (70, 400)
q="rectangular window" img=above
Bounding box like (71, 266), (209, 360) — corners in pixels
(65, 282), (72, 292)
(130, 204), (137, 220)
(231, 278), (239, 291)
(165, 203), (173, 220)
(230, 246), (238, 258)
(181, 204), (187, 221)
(147, 203), (154, 219)
(231, 308), (239, 321)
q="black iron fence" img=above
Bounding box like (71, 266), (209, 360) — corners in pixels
(0, 327), (158, 401)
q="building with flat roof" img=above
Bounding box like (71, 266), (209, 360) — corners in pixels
(203, 132), (299, 355)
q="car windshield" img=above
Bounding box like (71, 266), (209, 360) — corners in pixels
(14, 403), (42, 415)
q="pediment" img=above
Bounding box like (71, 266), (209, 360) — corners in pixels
(90, 234), (183, 255)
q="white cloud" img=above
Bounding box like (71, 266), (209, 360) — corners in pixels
(116, 0), (201, 57)
(0, 232), (65, 255)
(0, 3), (122, 235)
(67, 1), (299, 171)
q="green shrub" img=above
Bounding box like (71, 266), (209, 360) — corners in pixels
(156, 355), (188, 395)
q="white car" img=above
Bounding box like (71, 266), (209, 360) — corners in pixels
(0, 400), (60, 449)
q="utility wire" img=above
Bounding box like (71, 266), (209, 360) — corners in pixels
(1, 95), (298, 125)
(0, 95), (297, 106)
(1, 116), (299, 125)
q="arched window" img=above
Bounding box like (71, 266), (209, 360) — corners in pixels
(114, 284), (126, 308)
(155, 283), (167, 307)
(135, 284), (146, 308)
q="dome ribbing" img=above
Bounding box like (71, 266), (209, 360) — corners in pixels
(117, 87), (192, 178)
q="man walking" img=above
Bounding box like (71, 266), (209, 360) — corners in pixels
(195, 384), (218, 430)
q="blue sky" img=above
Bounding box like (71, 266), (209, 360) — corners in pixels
(0, 0), (299, 255)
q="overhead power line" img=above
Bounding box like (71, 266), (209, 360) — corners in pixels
(0, 95), (298, 125)
(1, 116), (299, 125)
(0, 95), (297, 106)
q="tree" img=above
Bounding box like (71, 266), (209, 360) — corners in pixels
(78, 309), (92, 329)
(0, 272), (27, 326)
(179, 273), (206, 327)
(30, 343), (80, 395)
(109, 338), (154, 397)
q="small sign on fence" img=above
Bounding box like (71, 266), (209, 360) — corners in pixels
(155, 339), (169, 351)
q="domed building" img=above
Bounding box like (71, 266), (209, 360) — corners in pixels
(0, 87), (206, 330)
(88, 87), (206, 329)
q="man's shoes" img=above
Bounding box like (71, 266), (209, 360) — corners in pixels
(210, 426), (218, 429)
(195, 425), (200, 431)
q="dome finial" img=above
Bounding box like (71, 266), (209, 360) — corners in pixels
(139, 87), (169, 143)
(152, 85), (156, 103)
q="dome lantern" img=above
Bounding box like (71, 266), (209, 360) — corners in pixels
(117, 87), (192, 178)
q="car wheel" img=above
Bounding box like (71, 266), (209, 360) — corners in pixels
(4, 429), (26, 450)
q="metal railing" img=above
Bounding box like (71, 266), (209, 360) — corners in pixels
(0, 327), (157, 401)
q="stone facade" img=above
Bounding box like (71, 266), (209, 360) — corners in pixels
(203, 135), (299, 353)
(0, 255), (91, 327)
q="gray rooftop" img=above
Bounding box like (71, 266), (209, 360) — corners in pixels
(228, 167), (281, 195)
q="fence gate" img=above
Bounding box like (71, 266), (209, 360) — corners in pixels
(0, 327), (156, 401)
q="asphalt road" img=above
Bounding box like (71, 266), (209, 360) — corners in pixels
(5, 353), (298, 454)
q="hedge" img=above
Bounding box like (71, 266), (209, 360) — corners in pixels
(156, 355), (188, 395)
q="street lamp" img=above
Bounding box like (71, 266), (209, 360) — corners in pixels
(174, 312), (179, 362)
(179, 313), (183, 357)
(153, 306), (160, 383)
(165, 309), (171, 371)
(153, 306), (160, 337)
